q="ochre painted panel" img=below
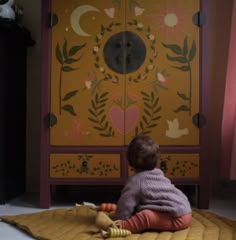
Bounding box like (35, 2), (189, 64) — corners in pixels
(50, 0), (126, 146)
(129, 153), (199, 178)
(124, 0), (200, 145)
(50, 153), (121, 178)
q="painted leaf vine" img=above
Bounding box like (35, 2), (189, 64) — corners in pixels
(135, 91), (161, 135)
(93, 22), (121, 84)
(56, 38), (86, 115)
(162, 36), (196, 115)
(128, 0), (141, 11)
(127, 19), (157, 83)
(88, 92), (115, 137)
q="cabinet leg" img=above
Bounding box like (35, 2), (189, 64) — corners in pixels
(197, 184), (209, 209)
(40, 184), (51, 208)
(51, 185), (56, 195)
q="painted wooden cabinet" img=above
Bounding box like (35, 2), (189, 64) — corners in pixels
(40, 0), (209, 208)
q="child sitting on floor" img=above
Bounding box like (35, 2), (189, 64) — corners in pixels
(96, 135), (192, 233)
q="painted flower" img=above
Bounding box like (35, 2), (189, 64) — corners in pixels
(85, 81), (92, 89)
(93, 46), (99, 53)
(97, 34), (103, 40)
(85, 71), (96, 89)
(149, 34), (155, 41)
(148, 64), (154, 71)
(134, 6), (145, 16)
(104, 7), (115, 18)
(112, 76), (119, 83)
(99, 67), (105, 73)
(141, 74), (147, 80)
(157, 71), (166, 83)
(64, 120), (81, 137)
(153, 51), (157, 58)
(137, 22), (143, 29)
(156, 69), (169, 86)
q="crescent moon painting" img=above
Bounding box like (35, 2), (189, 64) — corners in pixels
(70, 5), (100, 37)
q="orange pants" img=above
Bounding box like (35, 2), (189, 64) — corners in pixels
(117, 210), (192, 233)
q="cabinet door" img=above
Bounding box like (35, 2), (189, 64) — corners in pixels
(124, 0), (200, 145)
(49, 0), (200, 146)
(50, 0), (126, 146)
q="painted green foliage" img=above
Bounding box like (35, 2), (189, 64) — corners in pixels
(135, 91), (161, 135)
(127, 19), (157, 83)
(163, 36), (196, 115)
(93, 22), (121, 83)
(88, 92), (115, 137)
(55, 38), (86, 116)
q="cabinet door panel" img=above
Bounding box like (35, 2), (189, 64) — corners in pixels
(50, 0), (126, 146)
(125, 0), (200, 146)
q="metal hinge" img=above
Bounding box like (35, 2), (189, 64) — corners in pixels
(44, 112), (57, 128)
(48, 12), (58, 28)
(192, 11), (206, 27)
(192, 112), (206, 128)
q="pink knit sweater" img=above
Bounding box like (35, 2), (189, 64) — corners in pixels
(115, 168), (192, 220)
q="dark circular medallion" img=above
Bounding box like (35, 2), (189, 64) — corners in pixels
(103, 31), (146, 74)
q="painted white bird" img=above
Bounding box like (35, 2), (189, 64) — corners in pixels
(165, 118), (189, 139)
(0, 0), (15, 20)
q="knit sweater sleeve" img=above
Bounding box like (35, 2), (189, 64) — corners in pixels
(115, 175), (140, 220)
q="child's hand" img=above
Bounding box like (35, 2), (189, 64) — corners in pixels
(99, 203), (117, 212)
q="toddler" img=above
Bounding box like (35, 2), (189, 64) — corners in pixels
(96, 135), (192, 233)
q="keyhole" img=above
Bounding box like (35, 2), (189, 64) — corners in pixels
(127, 54), (131, 64)
(116, 55), (122, 65)
(116, 42), (121, 48)
(127, 42), (132, 48)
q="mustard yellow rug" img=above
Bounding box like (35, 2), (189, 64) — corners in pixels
(1, 206), (236, 240)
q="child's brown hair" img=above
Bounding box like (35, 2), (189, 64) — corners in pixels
(127, 135), (160, 172)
